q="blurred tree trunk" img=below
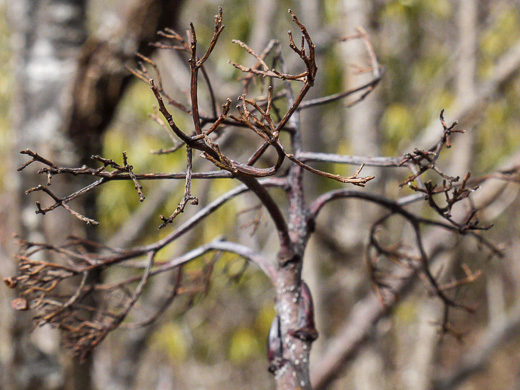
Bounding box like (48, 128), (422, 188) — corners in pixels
(9, 2), (89, 389)
(405, 2), (479, 389)
(453, 0), (478, 173)
(338, 1), (386, 388)
(339, 0), (382, 246)
(248, 0), (277, 54)
(341, 0), (380, 157)
(7, 0), (185, 389)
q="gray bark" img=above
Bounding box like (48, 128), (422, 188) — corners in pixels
(9, 1), (88, 389)
(405, 3), (479, 388)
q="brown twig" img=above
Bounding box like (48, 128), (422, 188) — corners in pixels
(158, 147), (199, 229)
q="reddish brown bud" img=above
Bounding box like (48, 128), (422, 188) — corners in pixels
(11, 298), (29, 311)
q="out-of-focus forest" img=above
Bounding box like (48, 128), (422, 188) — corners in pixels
(1, 0), (520, 389)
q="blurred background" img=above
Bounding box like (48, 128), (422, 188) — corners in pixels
(1, 0), (520, 389)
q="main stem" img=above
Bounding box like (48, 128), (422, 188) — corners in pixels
(274, 80), (315, 390)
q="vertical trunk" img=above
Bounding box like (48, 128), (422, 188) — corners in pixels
(9, 1), (89, 389)
(338, 1), (386, 388)
(339, 0), (381, 246)
(248, 0), (277, 53)
(453, 0), (478, 173)
(341, 0), (380, 157)
(273, 27), (317, 386)
(405, 3), (479, 388)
